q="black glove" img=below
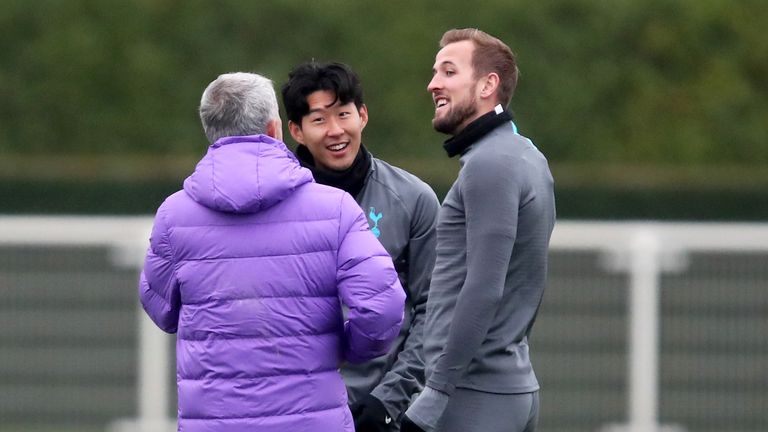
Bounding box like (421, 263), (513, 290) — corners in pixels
(400, 413), (426, 432)
(350, 394), (396, 432)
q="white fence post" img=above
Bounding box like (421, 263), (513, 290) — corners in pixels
(110, 224), (176, 432)
(137, 312), (171, 426)
(627, 230), (661, 432)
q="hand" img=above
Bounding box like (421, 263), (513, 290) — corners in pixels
(351, 394), (396, 432)
(400, 414), (427, 432)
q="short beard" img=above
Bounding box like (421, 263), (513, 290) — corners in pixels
(432, 97), (478, 135)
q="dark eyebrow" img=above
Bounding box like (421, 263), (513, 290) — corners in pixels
(309, 99), (339, 113)
(309, 100), (349, 115)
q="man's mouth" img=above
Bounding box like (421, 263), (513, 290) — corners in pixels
(327, 142), (349, 152)
(435, 96), (449, 111)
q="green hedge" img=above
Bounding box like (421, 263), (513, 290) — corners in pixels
(1, 0), (766, 166)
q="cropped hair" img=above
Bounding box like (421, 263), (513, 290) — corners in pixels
(281, 62), (364, 125)
(440, 28), (519, 107)
(199, 72), (279, 144)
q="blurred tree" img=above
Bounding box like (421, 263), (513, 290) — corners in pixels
(0, 0), (766, 207)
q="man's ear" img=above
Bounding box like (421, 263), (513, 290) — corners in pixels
(266, 118), (283, 141)
(358, 104), (369, 131)
(479, 73), (500, 100)
(287, 120), (304, 144)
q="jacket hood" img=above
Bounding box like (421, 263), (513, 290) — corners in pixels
(183, 134), (314, 214)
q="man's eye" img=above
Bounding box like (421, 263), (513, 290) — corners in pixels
(311, 117), (324, 124)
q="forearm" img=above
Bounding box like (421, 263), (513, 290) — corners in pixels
(373, 189), (437, 413)
(371, 303), (426, 417)
(426, 247), (507, 393)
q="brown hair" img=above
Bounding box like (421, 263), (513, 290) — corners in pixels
(440, 28), (519, 107)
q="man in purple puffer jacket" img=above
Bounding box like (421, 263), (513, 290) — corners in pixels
(139, 72), (406, 432)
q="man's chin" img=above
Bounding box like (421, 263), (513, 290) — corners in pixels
(432, 118), (456, 135)
(322, 159), (355, 172)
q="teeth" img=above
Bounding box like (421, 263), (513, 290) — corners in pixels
(328, 143), (348, 151)
(436, 99), (448, 108)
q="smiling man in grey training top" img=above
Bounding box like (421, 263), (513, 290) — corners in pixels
(282, 61), (440, 432)
(401, 28), (556, 432)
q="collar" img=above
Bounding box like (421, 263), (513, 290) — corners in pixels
(295, 144), (372, 197)
(442, 105), (513, 158)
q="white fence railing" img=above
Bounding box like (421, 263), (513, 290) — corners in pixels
(0, 216), (172, 432)
(3, 216), (768, 432)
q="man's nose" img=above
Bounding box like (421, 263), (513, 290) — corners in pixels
(326, 118), (344, 136)
(427, 75), (441, 93)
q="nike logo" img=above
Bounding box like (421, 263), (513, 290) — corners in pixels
(385, 415), (392, 424)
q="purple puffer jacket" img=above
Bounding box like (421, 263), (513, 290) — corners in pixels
(139, 135), (405, 432)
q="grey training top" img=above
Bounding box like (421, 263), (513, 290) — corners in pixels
(342, 156), (440, 419)
(423, 119), (555, 397)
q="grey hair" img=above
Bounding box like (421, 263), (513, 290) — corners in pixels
(199, 72), (280, 144)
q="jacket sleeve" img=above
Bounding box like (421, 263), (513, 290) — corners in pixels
(337, 192), (406, 364)
(426, 152), (522, 396)
(138, 205), (181, 334)
(371, 184), (440, 418)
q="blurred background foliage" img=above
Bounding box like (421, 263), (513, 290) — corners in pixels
(1, 0), (767, 218)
